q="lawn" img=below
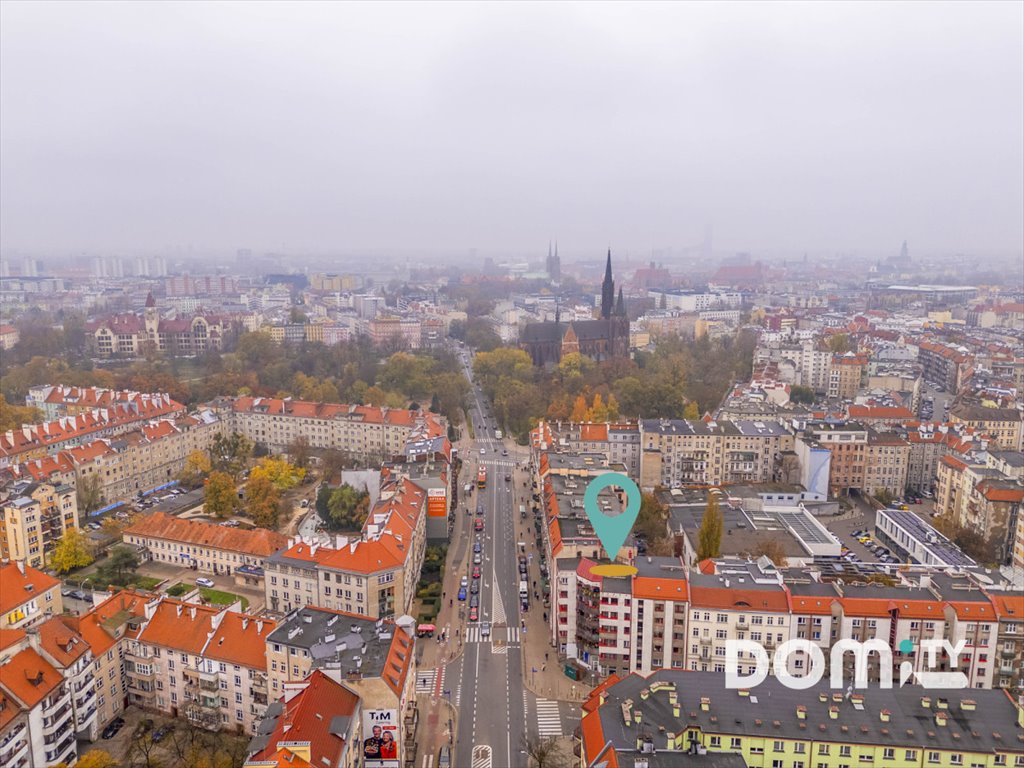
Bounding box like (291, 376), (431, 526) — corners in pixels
(199, 587), (249, 610)
(131, 576), (162, 590)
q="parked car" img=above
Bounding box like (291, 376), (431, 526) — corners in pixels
(70, 590), (88, 601)
(473, 542), (482, 553)
(472, 566), (481, 579)
(196, 577), (215, 588)
(101, 717), (125, 739)
(469, 606), (479, 621)
(460, 576), (468, 588)
(470, 581), (479, 594)
(470, 594), (479, 608)
(473, 553), (482, 565)
(151, 724), (173, 742)
(474, 519), (484, 532)
(458, 588), (467, 601)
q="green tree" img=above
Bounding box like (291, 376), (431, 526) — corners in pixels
(246, 475), (282, 529)
(697, 492), (723, 561)
(51, 527), (94, 573)
(683, 401), (700, 419)
(177, 449), (212, 489)
(98, 545), (140, 584)
(209, 432), (252, 477)
(204, 471), (238, 519)
(635, 492), (669, 543)
(828, 333), (851, 354)
(325, 484), (371, 530)
(789, 385), (816, 404)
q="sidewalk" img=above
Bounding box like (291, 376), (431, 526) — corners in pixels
(511, 455), (594, 705)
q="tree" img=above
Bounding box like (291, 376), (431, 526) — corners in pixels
(250, 456), (305, 491)
(570, 395), (589, 422)
(324, 484), (371, 530)
(0, 393), (41, 431)
(683, 401), (700, 419)
(523, 735), (567, 768)
(76, 473), (104, 515)
(287, 435), (312, 470)
(635, 492), (669, 543)
(178, 449), (212, 489)
(828, 333), (851, 354)
(320, 448), (348, 482)
(102, 546), (140, 583)
(75, 750), (118, 768)
(697, 492), (723, 560)
(209, 432), (252, 477)
(789, 385), (816, 404)
(51, 527), (94, 573)
(246, 475), (282, 529)
(749, 539), (789, 567)
(204, 471), (238, 519)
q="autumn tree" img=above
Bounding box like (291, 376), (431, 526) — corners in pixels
(69, 750), (117, 768)
(697, 491), (723, 561)
(683, 401), (700, 419)
(287, 435), (312, 469)
(749, 538), (789, 567)
(76, 473), (104, 515)
(204, 471), (238, 519)
(177, 449), (212, 489)
(570, 395), (589, 421)
(246, 474), (283, 529)
(51, 527), (94, 573)
(0, 393), (41, 431)
(250, 456), (305, 491)
(635, 492), (669, 544)
(828, 333), (851, 354)
(209, 431), (253, 477)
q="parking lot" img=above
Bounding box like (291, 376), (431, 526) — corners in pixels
(821, 494), (936, 569)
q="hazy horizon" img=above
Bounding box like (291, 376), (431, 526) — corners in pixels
(2, 1), (1022, 257)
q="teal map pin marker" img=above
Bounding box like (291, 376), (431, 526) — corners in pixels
(583, 472), (642, 560)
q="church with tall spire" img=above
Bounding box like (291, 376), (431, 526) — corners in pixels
(519, 248), (629, 367)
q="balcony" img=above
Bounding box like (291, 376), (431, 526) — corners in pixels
(42, 691), (69, 717)
(74, 686), (97, 711)
(0, 736), (28, 768)
(76, 705), (98, 732)
(736, 621), (749, 631)
(44, 734), (76, 767)
(1000, 648), (1017, 659)
(42, 704), (72, 734)
(699, 637), (712, 646)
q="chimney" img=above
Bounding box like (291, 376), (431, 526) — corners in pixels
(829, 706), (839, 720)
(190, 606), (196, 620)
(880, 710), (890, 723)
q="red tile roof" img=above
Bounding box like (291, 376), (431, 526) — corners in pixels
(248, 670), (359, 767)
(986, 592), (1024, 620)
(124, 511), (288, 558)
(632, 576), (688, 601)
(0, 647), (62, 707)
(36, 617), (89, 667)
(0, 562), (60, 617)
(689, 584), (789, 613)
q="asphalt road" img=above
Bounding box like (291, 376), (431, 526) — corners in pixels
(451, 353), (533, 768)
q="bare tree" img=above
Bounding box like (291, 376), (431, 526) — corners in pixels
(523, 735), (567, 768)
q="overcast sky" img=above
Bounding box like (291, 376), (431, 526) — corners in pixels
(1, 1), (1021, 258)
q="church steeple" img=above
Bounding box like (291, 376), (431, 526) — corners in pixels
(600, 249), (615, 319)
(615, 287), (626, 317)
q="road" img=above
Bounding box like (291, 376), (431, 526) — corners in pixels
(422, 347), (573, 768)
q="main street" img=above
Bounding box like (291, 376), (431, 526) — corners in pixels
(419, 347), (576, 768)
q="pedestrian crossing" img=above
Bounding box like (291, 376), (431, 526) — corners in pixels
(480, 459), (517, 469)
(472, 745), (492, 768)
(463, 626), (520, 644)
(535, 698), (563, 738)
(415, 668), (443, 695)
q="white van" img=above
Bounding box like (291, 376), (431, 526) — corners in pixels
(519, 581), (528, 599)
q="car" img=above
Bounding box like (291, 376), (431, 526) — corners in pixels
(62, 588), (74, 597)
(196, 577), (215, 588)
(473, 553), (482, 565)
(101, 717), (125, 739)
(480, 448), (486, 455)
(70, 590), (88, 601)
(151, 724), (173, 742)
(480, 622), (491, 638)
(474, 519), (484, 532)
(470, 581), (479, 594)
(520, 600), (529, 612)
(472, 566), (481, 579)
(476, 504), (484, 516)
(473, 542), (482, 553)
(460, 576), (469, 588)
(469, 607), (479, 622)
(505, 474), (512, 482)
(470, 594), (479, 608)
(458, 588), (467, 601)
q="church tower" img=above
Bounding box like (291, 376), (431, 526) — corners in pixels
(600, 249), (615, 319)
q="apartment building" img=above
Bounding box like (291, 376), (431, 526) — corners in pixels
(802, 422), (867, 496)
(0, 644), (78, 767)
(10, 410), (222, 510)
(532, 420), (642, 479)
(124, 512), (288, 580)
(903, 422), (982, 493)
(846, 404), (915, 428)
(989, 592), (1024, 695)
(129, 597), (275, 734)
(264, 478), (428, 618)
(263, 606), (416, 732)
(0, 481), (78, 567)
(244, 669), (361, 768)
(862, 429), (911, 498)
(0, 393), (184, 467)
(230, 396), (446, 460)
(580, 670), (1024, 768)
(86, 297), (236, 357)
(827, 353), (868, 399)
(638, 418), (794, 490)
(950, 403), (1024, 450)
(0, 561), (62, 629)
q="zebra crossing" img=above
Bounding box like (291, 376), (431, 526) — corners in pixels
(463, 625), (520, 644)
(415, 667), (443, 695)
(535, 698), (563, 738)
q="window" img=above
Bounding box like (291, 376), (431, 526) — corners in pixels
(730, 738), (741, 749)
(927, 753), (940, 764)
(818, 744), (830, 756)
(710, 736), (721, 747)
(840, 746), (851, 757)
(235, 692), (242, 703)
(773, 740), (784, 752)
(883, 748), (894, 760)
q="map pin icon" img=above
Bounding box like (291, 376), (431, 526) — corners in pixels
(583, 472), (642, 561)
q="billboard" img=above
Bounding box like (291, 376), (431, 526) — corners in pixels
(427, 486), (447, 518)
(362, 708), (400, 768)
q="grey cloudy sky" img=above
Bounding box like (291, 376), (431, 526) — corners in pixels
(1, 1), (1021, 258)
